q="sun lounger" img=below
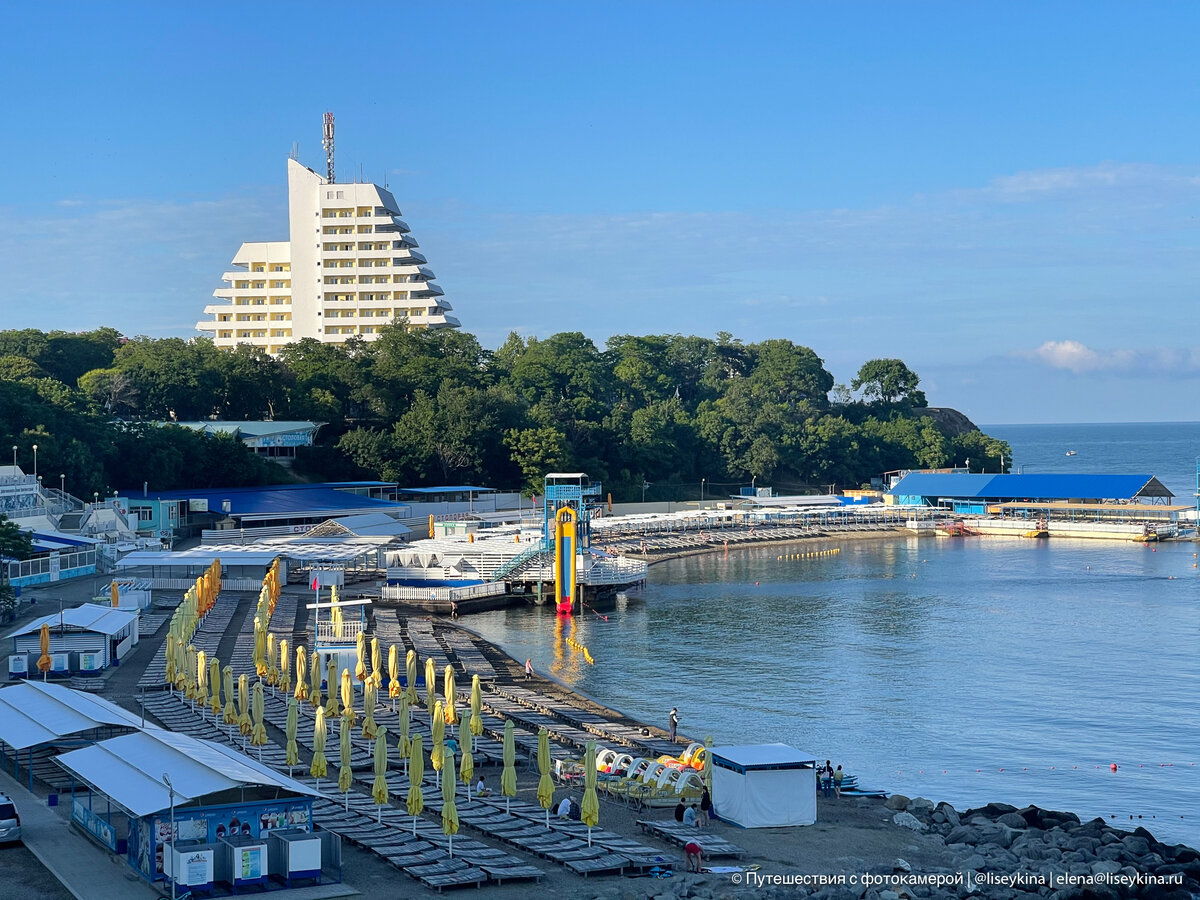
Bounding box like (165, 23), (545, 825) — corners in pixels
(563, 853), (629, 876)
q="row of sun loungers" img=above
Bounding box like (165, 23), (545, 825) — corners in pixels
(438, 630), (496, 681)
(137, 594), (238, 689)
(636, 819), (746, 858)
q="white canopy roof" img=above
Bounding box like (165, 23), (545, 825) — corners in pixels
(710, 743), (816, 768)
(55, 728), (322, 818)
(0, 681), (144, 750)
(5, 604), (138, 639)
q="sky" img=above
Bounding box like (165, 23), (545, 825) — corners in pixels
(1, 1), (1199, 423)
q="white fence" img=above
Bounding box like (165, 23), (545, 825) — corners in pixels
(135, 577), (263, 592)
(315, 621), (366, 643)
(382, 582), (508, 603)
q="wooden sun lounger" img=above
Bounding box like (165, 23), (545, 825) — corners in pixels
(562, 853), (629, 876)
(476, 862), (544, 883)
(386, 849), (445, 869)
(409, 862), (488, 892)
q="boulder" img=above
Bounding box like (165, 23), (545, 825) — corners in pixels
(892, 811), (927, 832)
(997, 812), (1028, 830)
(907, 797), (935, 816)
(894, 858), (912, 873)
(931, 811), (946, 824)
(946, 825), (980, 845)
(957, 853), (986, 871)
(880, 892), (901, 900)
(885, 794), (910, 811)
(1121, 835), (1151, 856)
(935, 802), (960, 826)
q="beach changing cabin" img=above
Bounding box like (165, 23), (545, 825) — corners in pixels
(710, 743), (817, 828)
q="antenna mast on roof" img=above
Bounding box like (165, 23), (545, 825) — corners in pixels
(322, 112), (335, 183)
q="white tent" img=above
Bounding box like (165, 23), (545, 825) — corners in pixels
(0, 681), (144, 750)
(710, 743), (816, 828)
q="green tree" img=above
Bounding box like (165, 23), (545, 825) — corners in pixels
(851, 358), (926, 407)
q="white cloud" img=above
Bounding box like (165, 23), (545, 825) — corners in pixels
(1027, 340), (1200, 376)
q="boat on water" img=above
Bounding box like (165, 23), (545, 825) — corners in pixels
(1065, 450), (1077, 456)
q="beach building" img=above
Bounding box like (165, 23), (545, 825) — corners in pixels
(197, 152), (458, 353)
(6, 605), (140, 679)
(160, 421), (324, 465)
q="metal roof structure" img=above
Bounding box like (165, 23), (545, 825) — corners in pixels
(5, 605), (139, 639)
(710, 743), (817, 768)
(170, 420), (323, 439)
(54, 728), (322, 818)
(0, 682), (144, 751)
(121, 484), (408, 522)
(888, 472), (1173, 502)
(397, 485), (497, 495)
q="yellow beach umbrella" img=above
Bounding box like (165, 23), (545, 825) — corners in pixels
(208, 656), (222, 716)
(536, 727), (554, 828)
(431, 701), (445, 777)
(285, 698), (299, 774)
(110, 580), (119, 608)
(174, 639), (187, 691)
(294, 644), (308, 702)
(310, 651), (322, 710)
(338, 715), (353, 804)
(251, 682), (268, 752)
(372, 726), (389, 820)
(278, 638), (290, 694)
(469, 675), (483, 737)
(253, 617), (267, 677)
(388, 645), (400, 699)
(164, 633), (176, 687)
(501, 720), (517, 813)
(238, 674), (252, 735)
(396, 695), (410, 775)
(581, 740), (599, 844)
(444, 662), (456, 734)
(407, 734), (424, 835)
(311, 707), (328, 782)
(460, 726), (474, 798)
(325, 659), (340, 718)
(266, 633), (278, 686)
(196, 650), (208, 710)
(222, 666), (237, 726)
(184, 645), (197, 700)
(370, 636), (382, 689)
(703, 734), (713, 793)
(405, 650), (418, 705)
(442, 739), (459, 858)
(354, 631), (366, 682)
(340, 668), (355, 728)
(425, 658), (437, 713)
(362, 680), (378, 740)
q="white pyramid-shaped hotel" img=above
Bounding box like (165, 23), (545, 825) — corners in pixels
(198, 158), (459, 354)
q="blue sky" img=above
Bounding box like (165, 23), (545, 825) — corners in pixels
(2, 2), (1199, 423)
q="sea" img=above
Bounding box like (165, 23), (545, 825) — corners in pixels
(467, 422), (1200, 847)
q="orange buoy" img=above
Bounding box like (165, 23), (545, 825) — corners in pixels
(1111, 763), (1118, 772)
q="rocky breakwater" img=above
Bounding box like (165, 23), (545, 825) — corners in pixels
(880, 792), (1200, 900)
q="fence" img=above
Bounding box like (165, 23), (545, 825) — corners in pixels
(6, 549), (98, 587)
(382, 582), (508, 603)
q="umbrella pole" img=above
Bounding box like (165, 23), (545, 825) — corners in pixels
(588, 825), (592, 846)
(377, 805), (381, 824)
(506, 797), (510, 814)
(449, 833), (453, 858)
(413, 815), (418, 836)
(344, 791), (348, 811)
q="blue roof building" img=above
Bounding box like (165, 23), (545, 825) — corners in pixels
(888, 472), (1174, 509)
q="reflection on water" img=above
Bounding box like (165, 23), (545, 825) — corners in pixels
(468, 537), (1200, 845)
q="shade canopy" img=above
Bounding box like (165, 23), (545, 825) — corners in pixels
(0, 681), (143, 751)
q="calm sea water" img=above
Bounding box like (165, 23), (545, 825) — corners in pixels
(468, 424), (1200, 846)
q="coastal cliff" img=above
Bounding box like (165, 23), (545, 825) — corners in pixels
(924, 406), (981, 437)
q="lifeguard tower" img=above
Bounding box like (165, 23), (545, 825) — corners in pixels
(306, 568), (368, 686)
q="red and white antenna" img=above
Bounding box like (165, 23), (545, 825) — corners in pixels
(322, 112), (335, 183)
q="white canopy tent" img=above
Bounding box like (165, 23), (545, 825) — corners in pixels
(54, 728), (323, 818)
(710, 743), (816, 828)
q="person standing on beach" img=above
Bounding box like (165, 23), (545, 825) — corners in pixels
(820, 760), (834, 798)
(700, 786), (713, 821)
(525, 658), (533, 680)
(833, 764), (844, 798)
(668, 707), (678, 742)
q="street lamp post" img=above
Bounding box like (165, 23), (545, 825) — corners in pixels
(641, 481), (651, 503)
(60, 474), (65, 495)
(31, 444), (37, 480)
(10, 446), (15, 469)
(701, 478), (705, 503)
(163, 773), (176, 900)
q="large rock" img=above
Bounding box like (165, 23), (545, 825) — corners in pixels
(936, 802), (960, 827)
(885, 793), (910, 811)
(1122, 835), (1151, 856)
(893, 811), (927, 832)
(946, 825), (981, 845)
(907, 797), (935, 816)
(997, 812), (1028, 830)
(957, 853), (986, 871)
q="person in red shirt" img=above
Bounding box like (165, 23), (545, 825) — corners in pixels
(684, 840), (703, 873)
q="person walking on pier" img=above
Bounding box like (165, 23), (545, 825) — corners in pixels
(668, 707), (679, 742)
(524, 658), (534, 680)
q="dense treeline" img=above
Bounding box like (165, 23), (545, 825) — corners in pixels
(0, 325), (1010, 500)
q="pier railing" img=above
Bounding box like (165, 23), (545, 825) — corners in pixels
(382, 582), (508, 602)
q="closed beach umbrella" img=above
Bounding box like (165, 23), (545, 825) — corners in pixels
(311, 706), (328, 783)
(278, 638), (290, 694)
(310, 651), (322, 710)
(222, 666), (237, 726)
(208, 656), (222, 716)
(396, 695), (410, 776)
(266, 633), (278, 686)
(340, 668), (355, 728)
(424, 658), (437, 713)
(372, 725), (389, 820)
(253, 617), (267, 677)
(581, 740), (599, 844)
(355, 631), (367, 682)
(459, 726), (474, 798)
(703, 734), (713, 792)
(251, 682), (268, 755)
(338, 715), (353, 805)
(431, 701), (445, 782)
(536, 727), (555, 828)
(110, 581), (119, 608)
(405, 650), (418, 705)
(388, 645), (400, 700)
(325, 659), (340, 718)
(501, 721), (517, 813)
(164, 634), (176, 687)
(294, 644), (308, 702)
(443, 665), (458, 730)
(238, 674), (252, 735)
(370, 636), (382, 689)
(407, 734), (424, 835)
(469, 675), (483, 737)
(196, 650), (208, 711)
(362, 679), (378, 740)
(185, 645), (198, 701)
(442, 739), (459, 858)
(286, 698), (299, 775)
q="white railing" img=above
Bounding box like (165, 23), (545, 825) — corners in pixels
(315, 621), (365, 643)
(5, 548), (97, 582)
(582, 557), (649, 585)
(382, 582), (508, 602)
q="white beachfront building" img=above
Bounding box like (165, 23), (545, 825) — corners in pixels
(197, 158), (459, 354)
